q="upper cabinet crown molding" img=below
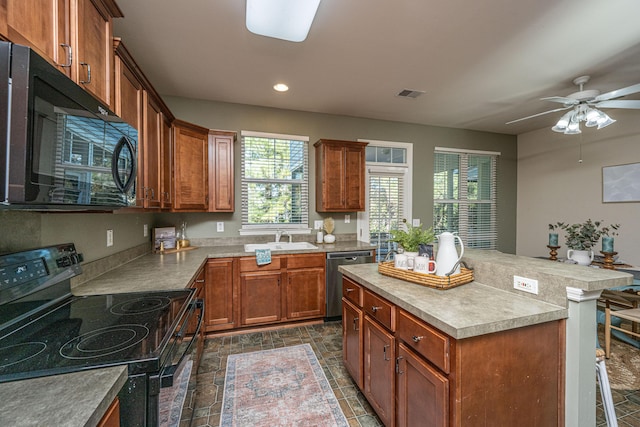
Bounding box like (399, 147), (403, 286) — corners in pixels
(314, 139), (368, 212)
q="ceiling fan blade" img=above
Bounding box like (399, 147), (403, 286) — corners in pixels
(595, 100), (640, 109)
(505, 106), (572, 125)
(541, 96), (579, 105)
(594, 83), (640, 102)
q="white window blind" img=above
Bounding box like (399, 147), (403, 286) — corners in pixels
(241, 131), (309, 229)
(368, 172), (405, 252)
(433, 149), (497, 249)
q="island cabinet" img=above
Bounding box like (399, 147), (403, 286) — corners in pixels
(314, 139), (368, 212)
(97, 396), (120, 427)
(343, 277), (564, 427)
(0, 0), (123, 106)
(238, 253), (326, 327)
(204, 258), (236, 332)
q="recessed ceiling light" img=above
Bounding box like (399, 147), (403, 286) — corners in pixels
(246, 0), (322, 42)
(273, 83), (289, 92)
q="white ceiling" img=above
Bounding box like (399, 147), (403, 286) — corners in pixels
(113, 0), (640, 136)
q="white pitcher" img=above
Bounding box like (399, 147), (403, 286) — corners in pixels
(567, 249), (594, 266)
(435, 232), (464, 276)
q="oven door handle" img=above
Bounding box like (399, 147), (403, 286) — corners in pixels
(160, 298), (204, 387)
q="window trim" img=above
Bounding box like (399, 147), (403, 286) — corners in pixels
(239, 130), (310, 235)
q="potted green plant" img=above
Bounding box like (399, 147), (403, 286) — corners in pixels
(555, 219), (606, 265)
(390, 219), (436, 264)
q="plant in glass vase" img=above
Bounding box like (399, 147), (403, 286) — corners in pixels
(600, 223), (620, 253)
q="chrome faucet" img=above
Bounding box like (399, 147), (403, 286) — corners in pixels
(282, 230), (292, 243)
(275, 230), (283, 242)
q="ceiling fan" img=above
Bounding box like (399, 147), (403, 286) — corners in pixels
(506, 76), (640, 134)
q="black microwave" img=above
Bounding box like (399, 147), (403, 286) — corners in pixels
(0, 41), (137, 209)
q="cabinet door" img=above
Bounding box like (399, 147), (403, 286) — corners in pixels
(286, 266), (325, 319)
(2, 0), (71, 76)
(172, 120), (208, 211)
(142, 92), (162, 208)
(73, 0), (113, 105)
(208, 131), (235, 212)
(344, 144), (366, 210)
(205, 258), (235, 331)
(320, 143), (345, 210)
(240, 271), (282, 326)
(96, 396), (120, 427)
(363, 315), (395, 427)
(343, 298), (363, 389)
(161, 115), (172, 208)
(396, 342), (448, 427)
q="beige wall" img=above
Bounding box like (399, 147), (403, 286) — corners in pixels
(517, 109), (640, 266)
(0, 98), (518, 260)
(163, 97), (518, 253)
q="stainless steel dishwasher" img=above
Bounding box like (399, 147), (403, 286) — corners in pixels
(326, 250), (374, 320)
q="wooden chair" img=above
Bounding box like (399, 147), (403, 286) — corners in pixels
(601, 289), (640, 358)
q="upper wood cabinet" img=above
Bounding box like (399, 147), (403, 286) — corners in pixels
(208, 130), (235, 212)
(314, 139), (368, 212)
(71, 0), (121, 106)
(161, 114), (172, 208)
(0, 0), (71, 77)
(172, 119), (209, 211)
(0, 0), (123, 106)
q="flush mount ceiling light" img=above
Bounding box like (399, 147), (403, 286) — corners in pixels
(551, 104), (616, 135)
(273, 83), (289, 92)
(246, 0), (322, 42)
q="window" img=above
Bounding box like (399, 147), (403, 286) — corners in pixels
(357, 140), (412, 261)
(433, 147), (498, 249)
(241, 131), (309, 231)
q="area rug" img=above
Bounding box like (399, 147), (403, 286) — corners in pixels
(219, 344), (348, 427)
(598, 325), (640, 390)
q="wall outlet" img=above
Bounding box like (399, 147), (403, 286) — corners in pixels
(314, 220), (324, 230)
(513, 275), (538, 294)
(412, 218), (420, 226)
(143, 224), (148, 237)
(344, 214), (350, 223)
(217, 222), (224, 232)
(106, 229), (114, 247)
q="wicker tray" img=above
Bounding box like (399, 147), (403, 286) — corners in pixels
(377, 261), (474, 290)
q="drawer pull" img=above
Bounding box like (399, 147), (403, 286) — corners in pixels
(345, 288), (355, 293)
(412, 335), (424, 343)
(371, 305), (382, 313)
(383, 344), (390, 361)
(353, 317), (359, 331)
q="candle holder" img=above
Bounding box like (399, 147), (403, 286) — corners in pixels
(600, 251), (617, 270)
(547, 245), (560, 261)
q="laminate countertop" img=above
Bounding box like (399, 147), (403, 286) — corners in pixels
(0, 240), (375, 426)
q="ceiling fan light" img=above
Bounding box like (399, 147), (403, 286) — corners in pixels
(585, 108), (602, 127)
(564, 125), (582, 135)
(596, 113), (616, 129)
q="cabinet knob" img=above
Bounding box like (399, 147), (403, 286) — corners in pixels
(59, 44), (72, 68)
(383, 344), (390, 361)
(371, 305), (382, 313)
(353, 317), (359, 331)
(412, 335), (424, 343)
(395, 356), (404, 374)
(345, 288), (354, 293)
(79, 62), (91, 84)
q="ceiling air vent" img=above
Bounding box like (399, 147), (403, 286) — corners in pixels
(396, 89), (425, 99)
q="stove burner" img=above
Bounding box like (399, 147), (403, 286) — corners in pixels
(59, 324), (150, 360)
(110, 296), (171, 315)
(0, 342), (47, 368)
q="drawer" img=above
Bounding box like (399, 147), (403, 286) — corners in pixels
(363, 289), (395, 331)
(342, 277), (363, 307)
(239, 256), (282, 272)
(397, 309), (450, 373)
(286, 253), (325, 269)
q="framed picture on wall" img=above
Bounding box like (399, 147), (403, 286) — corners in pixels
(602, 162), (640, 202)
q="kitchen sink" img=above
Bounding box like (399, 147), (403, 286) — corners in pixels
(244, 242), (319, 252)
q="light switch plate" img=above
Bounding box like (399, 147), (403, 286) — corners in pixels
(412, 218), (420, 226)
(217, 222), (224, 232)
(314, 220), (323, 230)
(143, 224), (148, 237)
(106, 229), (113, 247)
(344, 215), (350, 223)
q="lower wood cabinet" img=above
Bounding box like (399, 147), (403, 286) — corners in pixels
(343, 277), (564, 427)
(204, 258), (236, 332)
(97, 397), (120, 427)
(286, 254), (326, 319)
(363, 315), (395, 427)
(240, 270), (283, 326)
(342, 298), (363, 389)
(396, 342), (448, 427)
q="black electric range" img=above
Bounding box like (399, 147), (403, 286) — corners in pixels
(0, 243), (203, 426)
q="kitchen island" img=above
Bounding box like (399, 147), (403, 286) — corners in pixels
(339, 249), (632, 427)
